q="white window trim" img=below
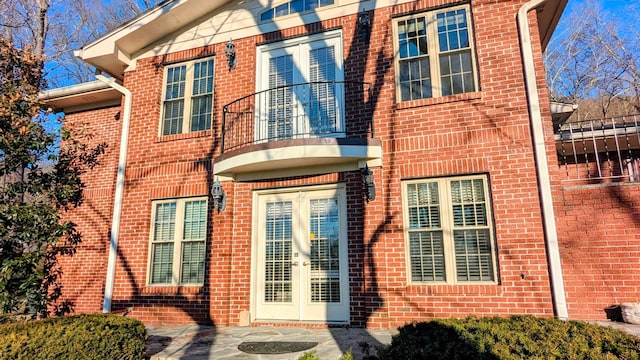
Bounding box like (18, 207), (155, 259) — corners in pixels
(402, 174), (498, 285)
(159, 56), (215, 136)
(147, 197), (208, 286)
(392, 4), (479, 102)
(255, 29), (344, 91)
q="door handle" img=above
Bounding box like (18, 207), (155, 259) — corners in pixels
(291, 261), (299, 266)
(303, 261), (309, 266)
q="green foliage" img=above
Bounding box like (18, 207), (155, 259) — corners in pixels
(371, 316), (640, 360)
(297, 349), (354, 360)
(298, 350), (320, 360)
(0, 314), (147, 359)
(0, 35), (106, 318)
(340, 349), (354, 360)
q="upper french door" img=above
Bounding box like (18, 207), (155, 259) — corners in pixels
(254, 187), (349, 323)
(256, 31), (344, 141)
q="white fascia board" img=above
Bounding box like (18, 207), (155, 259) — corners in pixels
(79, 0), (189, 58)
(550, 102), (578, 115)
(40, 80), (112, 100)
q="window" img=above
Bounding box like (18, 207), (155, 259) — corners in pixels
(260, 0), (334, 21)
(149, 198), (208, 285)
(160, 58), (214, 136)
(394, 5), (477, 101)
(403, 175), (496, 284)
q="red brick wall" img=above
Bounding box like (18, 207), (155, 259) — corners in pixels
(366, 0), (557, 327)
(553, 183), (640, 320)
(59, 0), (569, 327)
(551, 124), (640, 319)
(58, 106), (122, 314)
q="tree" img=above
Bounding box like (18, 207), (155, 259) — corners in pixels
(545, 0), (640, 120)
(0, 0), (160, 317)
(0, 0), (162, 87)
(0, 36), (105, 318)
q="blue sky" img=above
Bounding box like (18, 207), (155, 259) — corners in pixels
(553, 0), (637, 44)
(600, 0), (635, 10)
(563, 0), (636, 18)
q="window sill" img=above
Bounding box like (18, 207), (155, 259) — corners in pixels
(395, 91), (483, 110)
(156, 129), (212, 143)
(405, 283), (502, 296)
(142, 285), (204, 295)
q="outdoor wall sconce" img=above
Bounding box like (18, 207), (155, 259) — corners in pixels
(361, 164), (376, 202)
(225, 39), (237, 70)
(357, 8), (371, 44)
(211, 178), (227, 212)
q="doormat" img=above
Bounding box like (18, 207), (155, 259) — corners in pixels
(238, 341), (318, 354)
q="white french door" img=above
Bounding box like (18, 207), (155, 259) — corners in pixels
(254, 187), (349, 322)
(256, 31), (344, 141)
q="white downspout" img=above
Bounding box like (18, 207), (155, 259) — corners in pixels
(96, 73), (132, 313)
(517, 0), (568, 320)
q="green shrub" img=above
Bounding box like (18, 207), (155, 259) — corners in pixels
(0, 314), (147, 359)
(372, 315), (640, 360)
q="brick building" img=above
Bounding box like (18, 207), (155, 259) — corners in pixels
(42, 0), (640, 328)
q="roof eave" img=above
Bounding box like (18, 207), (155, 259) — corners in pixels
(537, 0), (569, 51)
(77, 0), (233, 79)
(40, 80), (122, 114)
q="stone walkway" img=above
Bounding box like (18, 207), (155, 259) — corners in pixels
(596, 320), (640, 337)
(146, 321), (640, 360)
(146, 326), (395, 360)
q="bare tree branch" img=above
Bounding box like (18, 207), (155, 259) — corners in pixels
(545, 0), (640, 120)
(0, 0), (161, 87)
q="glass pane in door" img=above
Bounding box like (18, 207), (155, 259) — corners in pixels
(308, 46), (337, 134)
(308, 198), (341, 303)
(264, 201), (293, 302)
(268, 55), (294, 140)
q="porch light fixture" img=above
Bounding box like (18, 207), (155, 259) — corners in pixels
(357, 8), (371, 44)
(361, 164), (376, 202)
(225, 39), (237, 70)
(211, 178), (227, 212)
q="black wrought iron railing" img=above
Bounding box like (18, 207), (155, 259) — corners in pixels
(221, 81), (373, 153)
(556, 114), (640, 182)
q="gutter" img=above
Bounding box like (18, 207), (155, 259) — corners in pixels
(40, 80), (112, 99)
(517, 0), (569, 320)
(95, 73), (132, 313)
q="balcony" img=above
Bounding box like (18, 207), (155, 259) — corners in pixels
(215, 81), (381, 180)
(555, 114), (640, 183)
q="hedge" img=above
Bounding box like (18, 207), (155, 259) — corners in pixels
(0, 314), (147, 359)
(370, 315), (640, 360)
